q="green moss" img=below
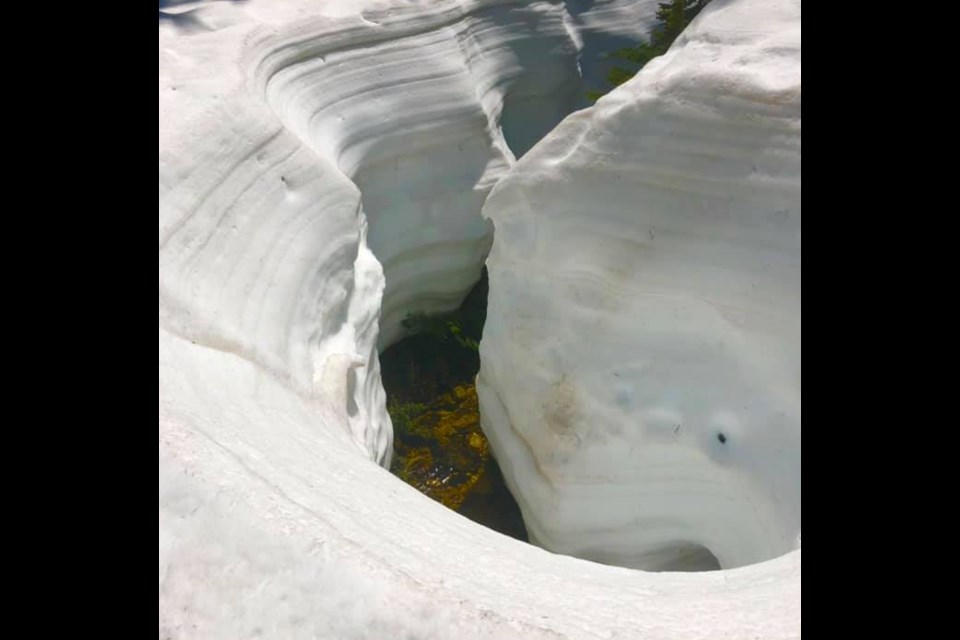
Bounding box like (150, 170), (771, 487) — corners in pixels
(381, 271), (528, 540)
(389, 383), (487, 511)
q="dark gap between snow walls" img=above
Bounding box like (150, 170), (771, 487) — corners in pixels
(380, 269), (528, 542)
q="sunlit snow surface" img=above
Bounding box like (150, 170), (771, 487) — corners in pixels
(159, 0), (800, 637)
(478, 0), (801, 572)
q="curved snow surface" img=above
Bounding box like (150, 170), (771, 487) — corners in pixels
(159, 0), (801, 638)
(478, 0), (801, 573)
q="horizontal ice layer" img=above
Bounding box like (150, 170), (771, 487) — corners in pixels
(479, 0), (802, 571)
(160, 0), (801, 637)
(245, 0), (663, 347)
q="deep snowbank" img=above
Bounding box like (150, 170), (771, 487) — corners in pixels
(478, 0), (801, 572)
(159, 0), (801, 636)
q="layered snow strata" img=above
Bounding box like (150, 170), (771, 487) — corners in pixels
(244, 0), (663, 347)
(478, 0), (802, 572)
(160, 0), (801, 637)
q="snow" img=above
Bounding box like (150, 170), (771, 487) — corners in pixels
(159, 0), (801, 637)
(478, 0), (801, 572)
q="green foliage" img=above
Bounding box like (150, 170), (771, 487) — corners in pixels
(386, 399), (427, 437)
(446, 320), (480, 352)
(586, 0), (711, 102)
(380, 271), (528, 541)
(382, 273), (487, 407)
(401, 311), (480, 353)
(651, 0), (710, 51)
(607, 43), (659, 67)
(607, 65), (640, 87)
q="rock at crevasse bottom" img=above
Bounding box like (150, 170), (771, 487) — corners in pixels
(479, 0), (801, 572)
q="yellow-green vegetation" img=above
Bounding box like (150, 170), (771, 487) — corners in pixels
(389, 383), (489, 511)
(381, 271), (528, 540)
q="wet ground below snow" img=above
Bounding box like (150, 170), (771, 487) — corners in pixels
(379, 270), (528, 542)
